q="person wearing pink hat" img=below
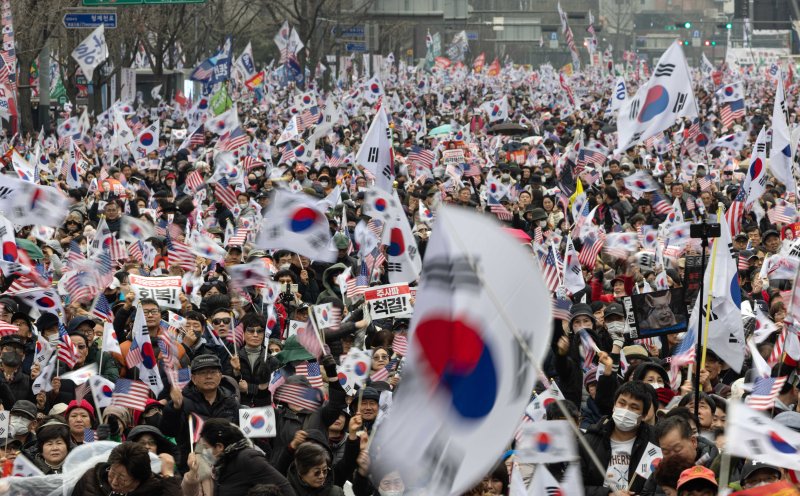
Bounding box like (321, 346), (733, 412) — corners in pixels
(64, 399), (95, 446)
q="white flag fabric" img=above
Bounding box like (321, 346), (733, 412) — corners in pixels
(226, 260), (272, 289)
(90, 374), (116, 409)
(207, 105), (240, 135)
(234, 42), (257, 82)
(747, 338), (772, 379)
(611, 77), (627, 113)
(255, 190), (337, 262)
(130, 305), (164, 395)
(111, 108), (135, 148)
(372, 206), (553, 495)
(187, 231), (227, 262)
(0, 410), (9, 439)
(9, 454), (44, 477)
(525, 382), (566, 421)
(133, 121), (160, 160)
(563, 236), (584, 295)
(71, 25), (109, 81)
(0, 175), (70, 227)
(726, 401), (800, 471)
(715, 81), (744, 103)
(743, 127), (768, 208)
(509, 464), (528, 496)
(33, 334), (55, 368)
(120, 215), (155, 244)
(354, 105), (394, 192)
(363, 75), (384, 104)
(102, 322), (121, 355)
(239, 407), (277, 438)
(480, 96), (509, 123)
(528, 465), (562, 496)
(616, 43), (697, 151)
(362, 188), (422, 283)
(699, 211), (745, 372)
(515, 420), (578, 464)
(635, 442), (663, 479)
(60, 363), (98, 385)
(561, 462), (584, 495)
(338, 347), (372, 395)
(711, 131), (747, 151)
(770, 70), (796, 196)
(150, 84), (162, 101)
(32, 354), (57, 394)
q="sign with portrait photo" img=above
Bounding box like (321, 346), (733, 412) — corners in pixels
(624, 287), (689, 338)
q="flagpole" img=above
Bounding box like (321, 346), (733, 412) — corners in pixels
(438, 215), (608, 478)
(188, 414), (195, 453)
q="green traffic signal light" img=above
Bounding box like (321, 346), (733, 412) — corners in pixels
(725, 22), (732, 29)
(711, 40), (717, 46)
(683, 40), (689, 45)
(684, 21), (692, 28)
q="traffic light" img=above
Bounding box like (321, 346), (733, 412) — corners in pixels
(675, 22), (693, 29)
(704, 40), (710, 46)
(711, 40), (717, 45)
(726, 22), (732, 29)
(683, 40), (689, 45)
(684, 21), (692, 28)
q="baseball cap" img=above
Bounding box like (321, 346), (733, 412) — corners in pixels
(740, 460), (782, 483)
(604, 303), (625, 318)
(622, 344), (649, 361)
(191, 354), (222, 373)
(676, 466), (718, 490)
(11, 400), (38, 420)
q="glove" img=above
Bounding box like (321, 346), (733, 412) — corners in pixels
(96, 424), (111, 441)
(320, 354), (337, 379)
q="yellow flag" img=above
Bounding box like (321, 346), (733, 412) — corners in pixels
(569, 176), (584, 207)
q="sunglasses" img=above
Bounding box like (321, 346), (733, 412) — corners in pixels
(212, 318), (232, 325)
(245, 327), (265, 334)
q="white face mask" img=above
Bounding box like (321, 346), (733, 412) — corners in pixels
(612, 407), (641, 432)
(651, 381), (665, 389)
(606, 321), (625, 335)
(279, 263), (291, 270)
(379, 491), (403, 496)
(9, 416), (30, 436)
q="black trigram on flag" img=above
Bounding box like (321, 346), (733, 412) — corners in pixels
(367, 147), (379, 162)
(654, 63), (675, 77)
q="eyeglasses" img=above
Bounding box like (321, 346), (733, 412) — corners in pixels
(107, 467), (133, 486)
(212, 318), (231, 325)
(245, 327), (265, 334)
(142, 309), (160, 316)
(373, 354), (389, 360)
(310, 467), (331, 477)
(75, 344), (87, 350)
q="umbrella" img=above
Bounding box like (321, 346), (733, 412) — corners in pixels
(428, 124), (453, 137)
(487, 123), (530, 135)
(503, 228), (532, 243)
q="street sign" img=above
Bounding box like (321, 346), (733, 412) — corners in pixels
(63, 12), (117, 29)
(550, 32), (558, 40)
(82, 0), (205, 4)
(336, 25), (365, 37)
(692, 30), (700, 38)
(345, 42), (367, 53)
(466, 31), (478, 41)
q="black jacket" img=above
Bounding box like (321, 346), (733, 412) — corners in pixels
(72, 462), (181, 496)
(640, 438), (719, 496)
(233, 344), (278, 407)
(160, 380), (239, 467)
(271, 381), (348, 468)
(1, 368), (32, 404)
(213, 444), (295, 496)
(579, 417), (656, 496)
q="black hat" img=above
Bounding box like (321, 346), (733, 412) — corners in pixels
(740, 460), (782, 483)
(604, 303), (625, 318)
(569, 303), (596, 328)
(67, 316), (93, 334)
(763, 229), (780, 240)
(11, 400), (38, 420)
(35, 312), (60, 332)
(10, 312), (32, 327)
(0, 335), (24, 349)
(734, 233), (748, 241)
(0, 296), (18, 314)
(190, 354), (222, 373)
(360, 387), (381, 403)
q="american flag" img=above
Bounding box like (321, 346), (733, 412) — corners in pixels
(651, 190), (674, 216)
(274, 383), (324, 411)
(190, 413), (204, 444)
(371, 357), (400, 382)
(364, 247), (386, 274)
(241, 156), (266, 171)
(392, 334), (408, 356)
(158, 320), (179, 365)
(487, 191), (512, 221)
(720, 99), (746, 129)
(768, 328), (786, 367)
(63, 270), (96, 304)
(280, 144), (296, 164)
(697, 175), (713, 191)
(166, 232), (195, 271)
(578, 329), (597, 371)
(57, 323), (79, 367)
(738, 254), (750, 271)
(0, 321), (19, 338)
(577, 147), (607, 167)
(297, 107), (320, 131)
(685, 196), (696, 212)
(165, 365), (192, 390)
(67, 241), (86, 266)
(128, 240), (143, 263)
(217, 127), (249, 152)
(75, 382), (91, 404)
(346, 262), (369, 298)
(91, 293), (113, 323)
(579, 231), (605, 270)
(725, 186), (746, 237)
(214, 183), (238, 210)
(533, 227), (543, 245)
(227, 322), (244, 348)
(185, 170), (205, 191)
(227, 228), (249, 247)
(668, 321), (697, 388)
(110, 378), (151, 411)
(552, 291), (572, 321)
(408, 146), (435, 168)
(296, 361), (324, 389)
(746, 376), (787, 410)
(187, 125), (205, 147)
(83, 428), (97, 443)
(768, 203), (798, 224)
(268, 368), (287, 395)
(297, 322), (323, 358)
(541, 245), (561, 293)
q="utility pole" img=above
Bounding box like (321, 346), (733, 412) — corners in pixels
(39, 27), (51, 132)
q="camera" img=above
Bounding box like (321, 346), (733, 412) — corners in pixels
(689, 223), (721, 239)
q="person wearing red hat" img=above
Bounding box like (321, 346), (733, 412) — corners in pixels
(675, 465), (717, 496)
(64, 399), (96, 446)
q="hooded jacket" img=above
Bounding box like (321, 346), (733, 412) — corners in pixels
(316, 263), (348, 303)
(233, 344), (278, 407)
(72, 463), (182, 496)
(286, 429), (347, 496)
(212, 440), (295, 496)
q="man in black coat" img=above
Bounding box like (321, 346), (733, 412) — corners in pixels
(160, 354), (240, 468)
(579, 381), (657, 496)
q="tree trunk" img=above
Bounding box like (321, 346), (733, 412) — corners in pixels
(16, 55), (35, 136)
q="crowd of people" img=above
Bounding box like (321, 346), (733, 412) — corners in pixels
(0, 38), (799, 496)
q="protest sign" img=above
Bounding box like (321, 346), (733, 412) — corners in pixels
(129, 275), (182, 310)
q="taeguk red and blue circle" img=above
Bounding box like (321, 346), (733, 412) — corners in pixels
(101, 385), (114, 398)
(2, 241), (17, 262)
(769, 431), (797, 454)
(139, 133), (154, 146)
(30, 189), (45, 210)
(536, 432), (551, 452)
(36, 296), (57, 308)
(414, 316), (497, 419)
(354, 361), (369, 375)
(388, 228), (405, 256)
(749, 158), (763, 179)
(289, 207), (319, 233)
(374, 198), (387, 212)
(637, 85), (670, 123)
(370, 83), (380, 93)
(249, 415), (266, 429)
(141, 341), (157, 368)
